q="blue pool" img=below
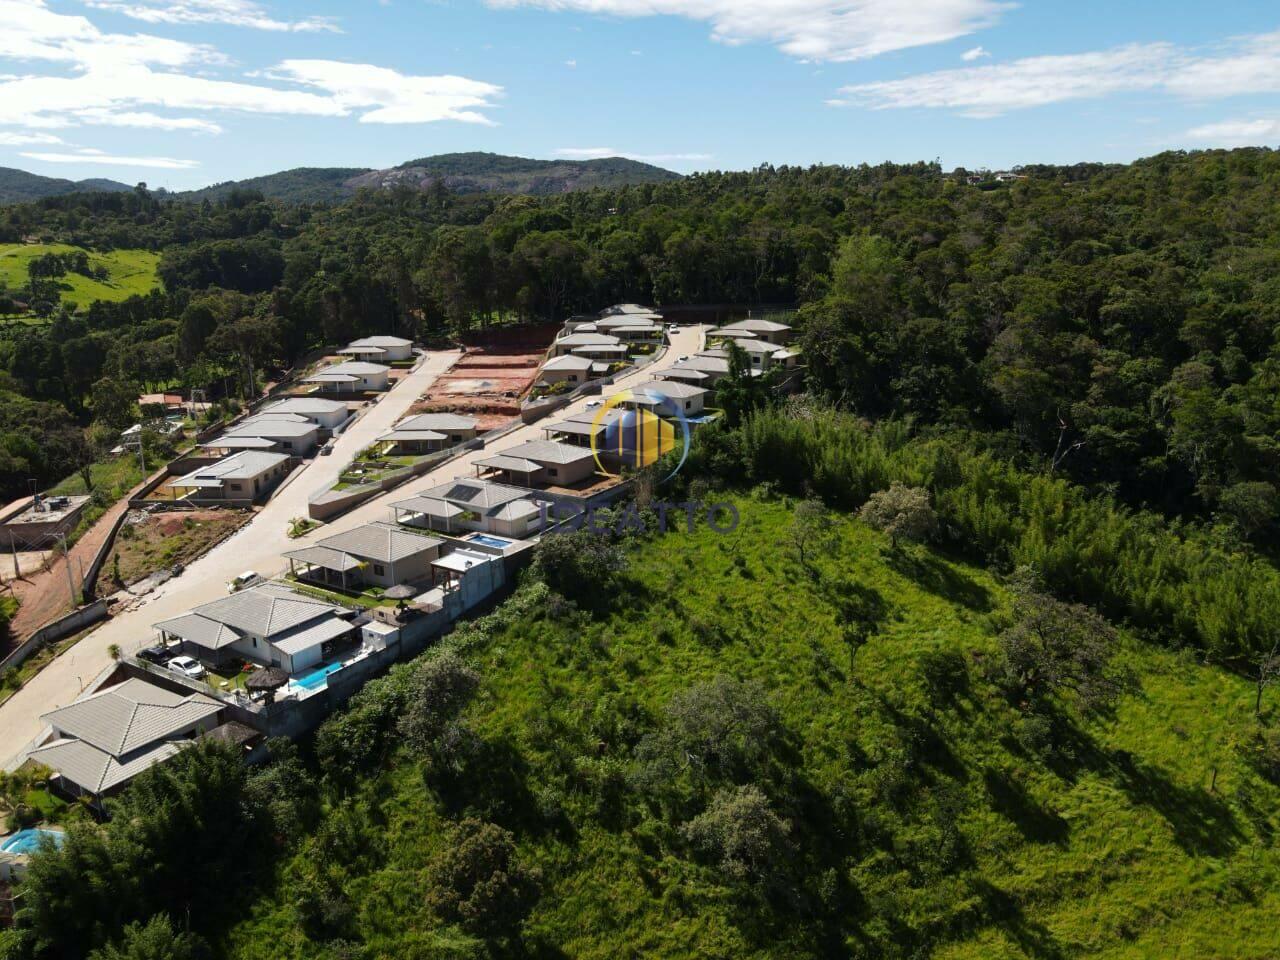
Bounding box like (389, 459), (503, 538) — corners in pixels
(467, 533), (512, 549)
(292, 661), (343, 691)
(2, 828), (64, 855)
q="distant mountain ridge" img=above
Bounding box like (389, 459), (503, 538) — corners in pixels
(0, 167), (132, 204)
(175, 152), (681, 203)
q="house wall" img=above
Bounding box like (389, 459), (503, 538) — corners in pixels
(363, 547), (438, 588)
(285, 644), (323, 674)
(535, 456), (595, 486)
(541, 367), (583, 384)
(360, 371), (390, 391)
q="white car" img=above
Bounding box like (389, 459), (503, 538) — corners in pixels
(228, 571), (261, 593)
(167, 656), (206, 680)
(584, 399), (603, 409)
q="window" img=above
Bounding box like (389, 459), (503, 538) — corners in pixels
(373, 564), (385, 576)
(547, 467), (558, 478)
(685, 401), (692, 410)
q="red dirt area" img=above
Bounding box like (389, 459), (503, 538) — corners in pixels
(413, 323), (558, 426)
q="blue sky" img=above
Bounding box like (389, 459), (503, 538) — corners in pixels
(2, 0), (1280, 189)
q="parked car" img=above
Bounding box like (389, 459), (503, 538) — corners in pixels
(584, 399), (603, 409)
(228, 571), (261, 593)
(677, 355), (689, 362)
(319, 442), (334, 456)
(138, 643), (169, 664)
(167, 656), (206, 680)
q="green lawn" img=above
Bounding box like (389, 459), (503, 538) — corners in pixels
(224, 492), (1280, 960)
(0, 242), (161, 307)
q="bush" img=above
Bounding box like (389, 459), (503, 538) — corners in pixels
(681, 784), (793, 886)
(398, 650), (481, 757)
(426, 819), (540, 937)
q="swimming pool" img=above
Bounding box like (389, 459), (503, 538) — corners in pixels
(292, 661), (343, 691)
(467, 533), (512, 549)
(1, 828), (65, 855)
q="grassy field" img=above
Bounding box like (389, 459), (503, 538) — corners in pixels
(0, 242), (160, 307)
(224, 492), (1280, 960)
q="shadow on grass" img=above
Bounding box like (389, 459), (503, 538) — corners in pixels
(886, 550), (993, 612)
(971, 879), (1067, 960)
(983, 768), (1069, 846)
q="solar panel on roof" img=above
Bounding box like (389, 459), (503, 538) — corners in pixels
(445, 483), (482, 502)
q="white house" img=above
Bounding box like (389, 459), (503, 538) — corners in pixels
(258, 397), (350, 431)
(220, 413), (319, 456)
(642, 379), (708, 416)
(154, 583), (355, 675)
(305, 361), (390, 392)
(392, 478), (548, 539)
(705, 318), (792, 345)
(377, 413), (478, 455)
(284, 522), (443, 591)
(340, 335), (414, 363)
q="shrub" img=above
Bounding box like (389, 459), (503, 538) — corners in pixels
(859, 481), (937, 548)
(681, 784), (793, 886)
(426, 819), (540, 937)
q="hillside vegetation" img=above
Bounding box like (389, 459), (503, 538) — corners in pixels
(0, 167), (130, 205)
(217, 493), (1279, 958)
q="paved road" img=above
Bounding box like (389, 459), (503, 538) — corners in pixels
(0, 350), (459, 765)
(0, 330), (704, 766)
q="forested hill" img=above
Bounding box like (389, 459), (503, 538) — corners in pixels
(0, 167), (131, 204)
(171, 152), (681, 204)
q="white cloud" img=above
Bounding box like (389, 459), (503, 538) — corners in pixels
(0, 1), (502, 131)
(0, 131), (62, 145)
(834, 30), (1280, 117)
(1185, 117), (1280, 145)
(555, 146), (711, 163)
(961, 45), (987, 61)
(269, 60), (502, 125)
(489, 0), (1010, 62)
(83, 0), (340, 33)
(20, 147), (199, 168)
(564, 58), (576, 67)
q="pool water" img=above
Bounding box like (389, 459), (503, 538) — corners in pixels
(467, 533), (512, 549)
(2, 828), (64, 855)
(292, 661), (343, 691)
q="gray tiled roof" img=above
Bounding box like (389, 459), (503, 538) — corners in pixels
(191, 584), (342, 639)
(416, 477), (534, 510)
(261, 398), (347, 415)
(542, 354), (593, 370)
(271, 616), (355, 656)
(314, 521), (442, 563)
(557, 333), (622, 347)
(348, 335), (413, 348)
(501, 439), (597, 466)
(712, 318), (791, 333)
(29, 737), (191, 795)
(397, 413), (477, 431)
(281, 545), (364, 572)
(225, 419), (317, 439)
(40, 678), (220, 756)
(641, 380), (708, 399)
(476, 454), (543, 473)
(152, 612), (242, 649)
(313, 361), (389, 376)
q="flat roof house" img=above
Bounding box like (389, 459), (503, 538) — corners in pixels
(476, 439), (598, 487)
(154, 583), (354, 674)
(392, 478), (547, 539)
(28, 678), (222, 802)
(284, 522), (443, 592)
(539, 354), (594, 385)
(169, 451), (291, 503)
(339, 335), (414, 363)
(259, 397), (350, 431)
(304, 360), (390, 393)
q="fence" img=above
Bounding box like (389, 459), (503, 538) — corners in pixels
(0, 598), (109, 677)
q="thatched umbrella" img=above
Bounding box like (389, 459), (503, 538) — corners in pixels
(383, 583), (417, 611)
(245, 666), (290, 704)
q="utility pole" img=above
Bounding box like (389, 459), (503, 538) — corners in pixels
(56, 532), (79, 609)
(9, 529), (19, 580)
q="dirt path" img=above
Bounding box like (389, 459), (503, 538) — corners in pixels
(5, 492), (138, 646)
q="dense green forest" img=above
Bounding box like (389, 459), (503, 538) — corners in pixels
(2, 149), (1278, 532)
(3, 148), (1280, 957)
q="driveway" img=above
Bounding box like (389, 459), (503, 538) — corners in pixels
(0, 331), (705, 767)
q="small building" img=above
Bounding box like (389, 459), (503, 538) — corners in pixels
(705, 318), (792, 345)
(27, 678), (222, 802)
(392, 478), (547, 539)
(0, 494), (90, 549)
(138, 392), (184, 415)
(599, 303), (661, 318)
(657, 367), (713, 386)
(169, 451), (291, 503)
(153, 583), (354, 674)
(476, 439), (597, 487)
(339, 335), (415, 363)
(258, 397), (349, 431)
(539, 354), (594, 385)
(551, 332), (622, 358)
(220, 414), (319, 456)
(542, 408), (623, 448)
(641, 379), (708, 416)
(376, 413), (477, 455)
(304, 361), (390, 393)
(569, 344), (630, 362)
(284, 522), (443, 591)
